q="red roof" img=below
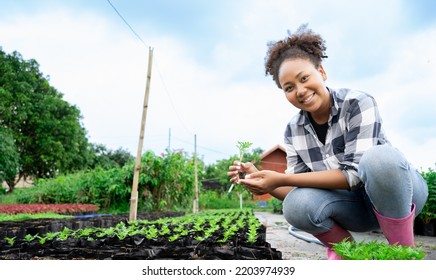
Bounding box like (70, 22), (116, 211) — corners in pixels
(260, 144), (286, 159)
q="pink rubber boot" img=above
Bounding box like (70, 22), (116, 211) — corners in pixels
(314, 223), (353, 260)
(374, 204), (416, 247)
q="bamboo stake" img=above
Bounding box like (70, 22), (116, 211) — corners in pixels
(193, 134), (199, 213)
(129, 47), (153, 222)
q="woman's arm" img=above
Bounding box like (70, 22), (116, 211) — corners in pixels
(269, 186), (294, 201)
(228, 162), (295, 200)
(239, 168), (350, 196)
(285, 169), (349, 189)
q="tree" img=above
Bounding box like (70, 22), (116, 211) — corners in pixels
(0, 48), (92, 191)
(88, 144), (134, 169)
(108, 147), (134, 167)
(0, 128), (19, 185)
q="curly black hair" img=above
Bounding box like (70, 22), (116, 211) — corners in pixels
(264, 24), (328, 88)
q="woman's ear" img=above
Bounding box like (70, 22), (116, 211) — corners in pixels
(319, 64), (327, 81)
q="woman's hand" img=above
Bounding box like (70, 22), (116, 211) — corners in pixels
(227, 161), (259, 185)
(239, 170), (284, 195)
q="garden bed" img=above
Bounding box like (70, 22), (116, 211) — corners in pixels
(0, 210), (282, 260)
(0, 203), (99, 215)
(0, 211), (184, 240)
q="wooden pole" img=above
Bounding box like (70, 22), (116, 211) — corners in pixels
(193, 134), (199, 213)
(168, 128), (171, 150)
(129, 47), (153, 222)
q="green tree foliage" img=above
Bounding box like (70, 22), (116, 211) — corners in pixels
(88, 144), (134, 169)
(129, 150), (197, 211)
(0, 49), (92, 190)
(2, 149), (197, 212)
(0, 128), (19, 184)
(107, 147), (134, 167)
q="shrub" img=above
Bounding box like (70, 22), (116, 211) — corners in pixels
(417, 167), (436, 223)
(199, 189), (259, 209)
(129, 150), (195, 212)
(0, 150), (196, 213)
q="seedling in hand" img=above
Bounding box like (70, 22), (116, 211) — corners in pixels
(236, 141), (253, 180)
(229, 141), (253, 193)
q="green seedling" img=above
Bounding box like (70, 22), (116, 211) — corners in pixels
(229, 141), (253, 193)
(236, 141), (253, 180)
(4, 236), (16, 246)
(247, 225), (258, 243)
(332, 240), (426, 260)
(24, 234), (38, 242)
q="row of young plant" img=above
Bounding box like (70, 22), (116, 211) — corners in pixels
(2, 209), (264, 247)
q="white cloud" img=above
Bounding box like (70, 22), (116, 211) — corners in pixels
(0, 7), (291, 164)
(0, 9), (153, 153)
(150, 38), (295, 161)
(1, 1), (435, 169)
(334, 26), (436, 169)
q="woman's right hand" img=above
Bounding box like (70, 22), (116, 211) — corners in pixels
(227, 161), (259, 184)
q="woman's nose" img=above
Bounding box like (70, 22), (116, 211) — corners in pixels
(295, 84), (305, 96)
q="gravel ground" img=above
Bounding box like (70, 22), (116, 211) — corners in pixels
(254, 211), (436, 260)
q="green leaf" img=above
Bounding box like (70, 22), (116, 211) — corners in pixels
(333, 240), (426, 260)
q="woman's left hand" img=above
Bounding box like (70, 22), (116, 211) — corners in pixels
(239, 170), (284, 195)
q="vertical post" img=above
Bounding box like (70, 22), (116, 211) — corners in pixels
(193, 134), (199, 213)
(129, 47), (154, 222)
(168, 128), (171, 150)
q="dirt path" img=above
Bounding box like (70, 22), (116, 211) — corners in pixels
(254, 211), (436, 260)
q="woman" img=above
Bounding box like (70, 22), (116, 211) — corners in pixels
(228, 24), (428, 260)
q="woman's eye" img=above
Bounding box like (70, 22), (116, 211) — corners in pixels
(285, 86), (294, 92)
(301, 75), (309, 82)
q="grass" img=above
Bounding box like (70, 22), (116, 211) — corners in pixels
(0, 213), (73, 222)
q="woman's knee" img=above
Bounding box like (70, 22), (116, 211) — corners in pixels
(283, 188), (305, 227)
(283, 187), (366, 233)
(282, 188), (322, 230)
(359, 145), (408, 181)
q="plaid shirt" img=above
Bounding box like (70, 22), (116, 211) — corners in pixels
(284, 88), (390, 191)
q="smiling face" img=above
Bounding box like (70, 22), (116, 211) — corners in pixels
(278, 58), (330, 123)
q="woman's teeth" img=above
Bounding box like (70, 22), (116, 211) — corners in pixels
(302, 93), (314, 104)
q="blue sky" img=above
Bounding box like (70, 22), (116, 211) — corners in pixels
(1, 0), (435, 169)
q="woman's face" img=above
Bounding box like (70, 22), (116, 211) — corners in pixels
(278, 58), (330, 119)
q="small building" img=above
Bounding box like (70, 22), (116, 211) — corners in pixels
(254, 144), (290, 201)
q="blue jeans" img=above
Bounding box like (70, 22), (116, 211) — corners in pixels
(282, 145), (429, 235)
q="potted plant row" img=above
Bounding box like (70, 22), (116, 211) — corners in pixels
(0, 209), (282, 260)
